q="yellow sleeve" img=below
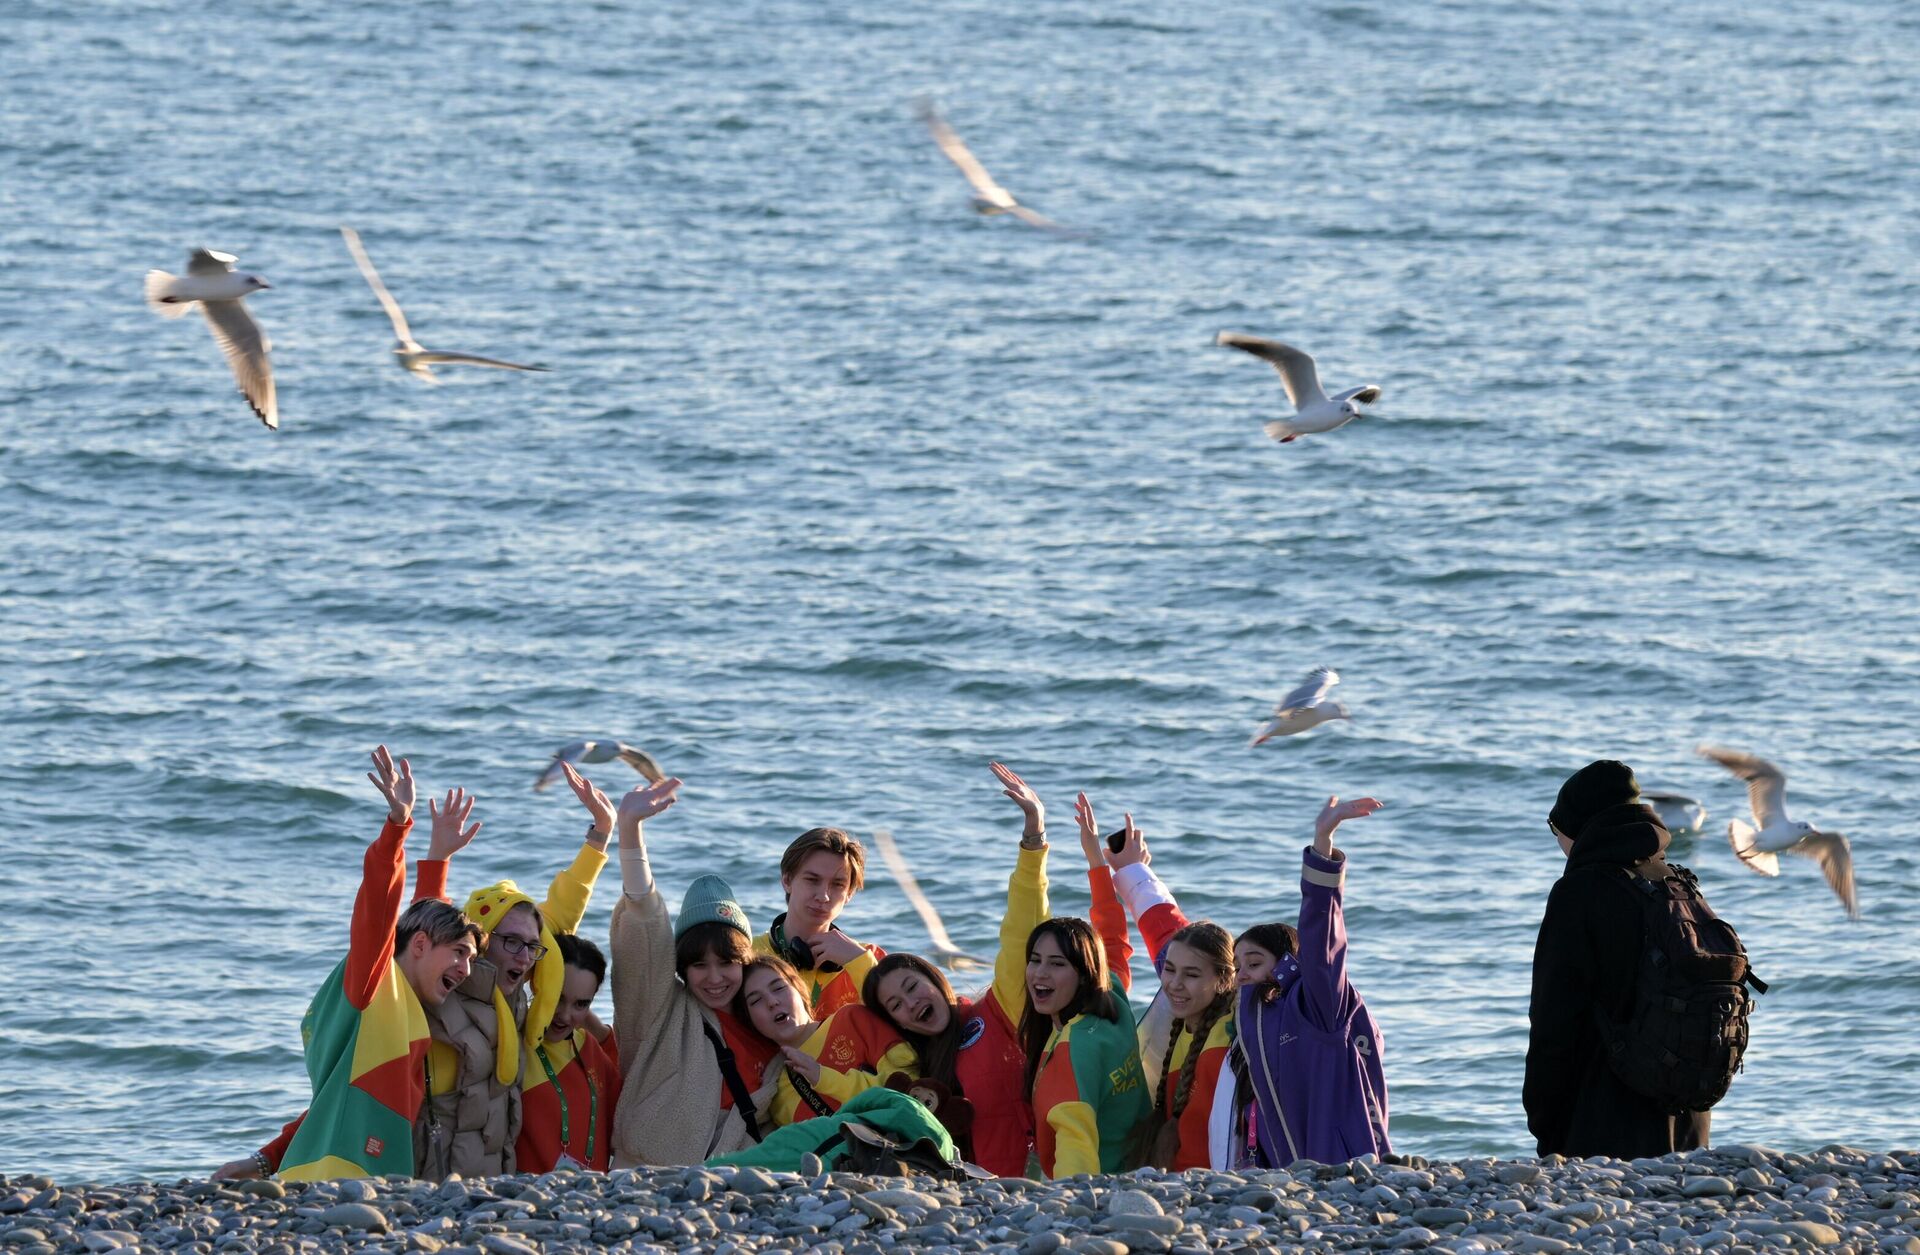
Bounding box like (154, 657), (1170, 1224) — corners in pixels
(1047, 1099), (1103, 1178)
(772, 1070), (803, 1127)
(994, 845), (1050, 1016)
(539, 841), (609, 935)
(874, 1039), (920, 1082)
(840, 945), (880, 1000)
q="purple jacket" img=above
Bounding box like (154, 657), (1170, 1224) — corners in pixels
(1234, 845), (1391, 1166)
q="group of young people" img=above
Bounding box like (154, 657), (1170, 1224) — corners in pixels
(213, 745), (1394, 1182)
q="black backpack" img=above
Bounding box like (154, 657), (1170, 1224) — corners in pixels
(1600, 864), (1768, 1114)
(815, 1119), (986, 1182)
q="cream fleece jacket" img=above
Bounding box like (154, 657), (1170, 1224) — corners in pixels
(608, 883), (777, 1165)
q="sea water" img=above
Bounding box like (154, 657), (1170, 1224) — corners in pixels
(1, 0), (1916, 1181)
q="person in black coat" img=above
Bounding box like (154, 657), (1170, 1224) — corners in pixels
(1524, 760), (1711, 1159)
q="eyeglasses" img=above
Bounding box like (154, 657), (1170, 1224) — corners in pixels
(494, 934), (548, 961)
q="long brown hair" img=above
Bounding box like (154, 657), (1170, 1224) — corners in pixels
(863, 953), (963, 1088)
(1155, 922), (1235, 1122)
(1019, 917), (1120, 1090)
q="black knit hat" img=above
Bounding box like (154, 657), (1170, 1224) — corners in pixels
(1549, 760), (1640, 840)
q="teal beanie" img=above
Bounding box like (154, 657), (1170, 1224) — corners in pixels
(677, 874), (752, 941)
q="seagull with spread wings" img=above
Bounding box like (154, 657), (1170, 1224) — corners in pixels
(1699, 745), (1859, 920)
(1251, 667), (1351, 745)
(1216, 332), (1381, 444)
(915, 98), (1077, 234)
(340, 227), (550, 383)
(872, 828), (987, 971)
(534, 739), (665, 793)
(145, 248), (277, 429)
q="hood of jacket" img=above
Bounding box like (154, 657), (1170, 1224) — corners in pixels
(1566, 801), (1670, 871)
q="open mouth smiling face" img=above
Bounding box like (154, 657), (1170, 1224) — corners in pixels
(876, 968), (953, 1036)
(1026, 932), (1082, 1018)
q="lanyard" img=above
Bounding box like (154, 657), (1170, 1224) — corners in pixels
(422, 1046), (443, 1136)
(536, 1041), (599, 1166)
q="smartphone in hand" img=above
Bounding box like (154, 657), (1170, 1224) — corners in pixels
(1105, 828), (1128, 854)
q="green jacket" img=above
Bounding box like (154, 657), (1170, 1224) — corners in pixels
(707, 1087), (957, 1173)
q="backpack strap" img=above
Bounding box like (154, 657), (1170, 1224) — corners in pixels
(700, 1018), (764, 1143)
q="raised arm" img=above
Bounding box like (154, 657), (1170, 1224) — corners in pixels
(990, 762), (1052, 1014)
(347, 746), (417, 1009)
(536, 769), (613, 934)
(412, 786), (482, 904)
(1096, 802), (1187, 969)
(606, 775), (686, 1052)
(1294, 796), (1380, 1030)
(1074, 795), (1139, 993)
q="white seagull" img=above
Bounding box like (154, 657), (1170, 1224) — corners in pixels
(1251, 667), (1351, 745)
(1216, 332), (1381, 443)
(1698, 745), (1859, 920)
(871, 829), (986, 971)
(914, 98), (1076, 234)
(1642, 792), (1709, 838)
(145, 248), (277, 429)
(340, 227), (550, 383)
(534, 740), (665, 793)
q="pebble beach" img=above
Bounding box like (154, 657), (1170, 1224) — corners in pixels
(8, 1147), (1918, 1255)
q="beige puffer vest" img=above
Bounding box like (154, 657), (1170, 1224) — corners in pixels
(417, 962), (524, 1179)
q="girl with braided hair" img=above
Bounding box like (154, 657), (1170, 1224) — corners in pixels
(1107, 793), (1392, 1168)
(1078, 795), (1239, 1171)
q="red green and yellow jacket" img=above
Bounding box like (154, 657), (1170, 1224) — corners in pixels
(1119, 867), (1235, 1172)
(278, 817), (431, 1181)
(1030, 869), (1150, 1178)
(771, 1005), (916, 1127)
(518, 1029), (623, 1173)
(752, 919), (883, 1017)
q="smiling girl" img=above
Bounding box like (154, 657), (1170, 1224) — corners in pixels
(1022, 792), (1148, 1179)
(735, 955), (917, 1126)
(861, 761), (1059, 1176)
(598, 770), (782, 1164)
(1109, 793), (1392, 1168)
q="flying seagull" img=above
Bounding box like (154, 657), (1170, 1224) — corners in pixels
(1251, 667), (1350, 745)
(340, 227), (550, 383)
(1699, 745), (1859, 920)
(871, 828), (987, 971)
(145, 248), (276, 429)
(534, 740), (665, 793)
(1642, 792), (1708, 838)
(1216, 332), (1381, 443)
(914, 98), (1076, 234)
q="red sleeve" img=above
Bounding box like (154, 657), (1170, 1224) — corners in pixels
(258, 1111), (305, 1172)
(1138, 902), (1189, 969)
(1087, 868), (1135, 994)
(412, 857), (450, 904)
(344, 817), (411, 1010)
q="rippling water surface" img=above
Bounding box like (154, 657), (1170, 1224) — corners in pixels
(3, 0), (1917, 1182)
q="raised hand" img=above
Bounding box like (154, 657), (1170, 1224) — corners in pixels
(367, 745), (416, 824)
(427, 787), (482, 861)
(990, 761), (1046, 843)
(1104, 810), (1149, 871)
(1314, 794), (1384, 857)
(562, 762), (616, 840)
(780, 1044), (822, 1085)
(617, 776), (684, 828)
(1072, 792), (1104, 870)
